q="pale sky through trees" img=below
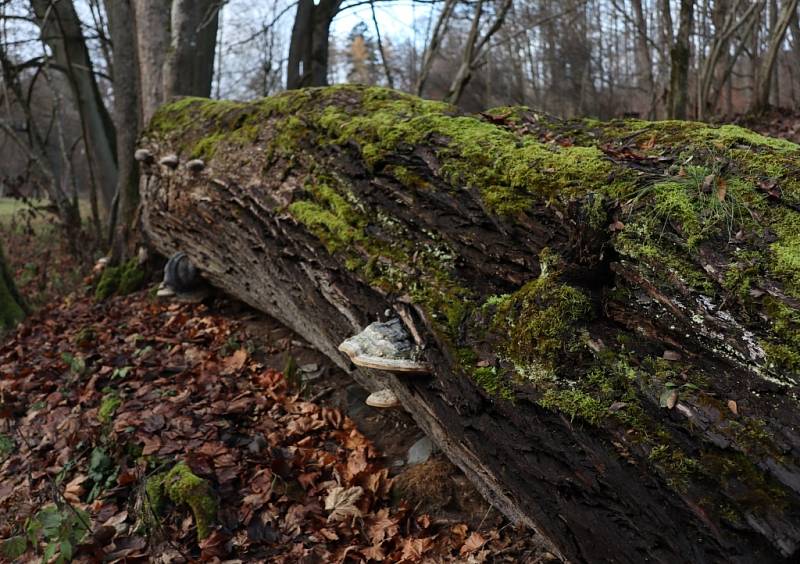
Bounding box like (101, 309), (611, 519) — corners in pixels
(332, 0), (420, 39)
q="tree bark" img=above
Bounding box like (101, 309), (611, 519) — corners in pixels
(140, 86), (800, 563)
(132, 0), (171, 124)
(286, 0), (341, 89)
(163, 0), (220, 101)
(106, 0), (142, 259)
(0, 241), (26, 330)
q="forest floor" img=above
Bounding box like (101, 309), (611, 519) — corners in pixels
(0, 223), (557, 562)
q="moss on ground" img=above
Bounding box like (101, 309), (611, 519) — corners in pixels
(144, 462), (217, 540)
(95, 259), (145, 300)
(98, 392), (122, 423)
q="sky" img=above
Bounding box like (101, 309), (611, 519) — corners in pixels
(331, 1), (423, 41)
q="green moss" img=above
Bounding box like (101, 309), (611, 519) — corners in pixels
(95, 259), (144, 300)
(0, 433), (13, 461)
(473, 366), (513, 400)
(145, 462), (217, 540)
(492, 260), (592, 371)
(288, 179), (365, 253)
(762, 296), (800, 372)
(98, 392), (121, 423)
(317, 95), (634, 215)
(539, 387), (607, 425)
(648, 444), (701, 492)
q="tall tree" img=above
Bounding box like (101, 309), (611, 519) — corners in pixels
(131, 0), (220, 122)
(30, 0), (118, 213)
(697, 0), (764, 119)
(667, 0), (695, 119)
(415, 0), (458, 96)
(287, 0), (342, 89)
(163, 0), (220, 100)
(105, 0), (141, 258)
(446, 0), (513, 105)
(630, 0), (656, 118)
(752, 0), (798, 112)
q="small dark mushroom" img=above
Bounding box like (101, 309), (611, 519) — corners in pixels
(159, 154), (179, 168)
(185, 158), (205, 173)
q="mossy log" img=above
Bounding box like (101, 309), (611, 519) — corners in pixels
(140, 85), (800, 563)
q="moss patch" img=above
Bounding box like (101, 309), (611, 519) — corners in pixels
(492, 255), (592, 372)
(95, 259), (145, 300)
(97, 392), (122, 423)
(145, 462), (217, 540)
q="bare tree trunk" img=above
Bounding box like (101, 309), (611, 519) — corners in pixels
(697, 0), (764, 120)
(105, 0), (142, 259)
(631, 0), (656, 118)
(132, 0), (170, 123)
(415, 0), (457, 96)
(370, 0), (394, 88)
(0, 42), (79, 233)
(286, 0), (341, 89)
(30, 0), (118, 213)
(790, 9), (800, 104)
(446, 0), (513, 105)
(668, 0), (695, 119)
(163, 0), (220, 100)
(752, 0), (798, 113)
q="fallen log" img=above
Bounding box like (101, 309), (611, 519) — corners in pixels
(140, 85), (800, 563)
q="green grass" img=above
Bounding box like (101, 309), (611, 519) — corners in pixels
(0, 198), (92, 227)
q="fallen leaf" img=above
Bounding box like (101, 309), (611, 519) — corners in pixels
(63, 474), (88, 503)
(460, 531), (487, 555)
(660, 389), (679, 410)
(221, 348), (248, 375)
(361, 544), (386, 561)
(727, 400), (738, 416)
(324, 486), (363, 523)
(400, 536), (433, 560)
(716, 177), (727, 201)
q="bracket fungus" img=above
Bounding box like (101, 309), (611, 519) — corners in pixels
(186, 158), (205, 173)
(134, 148), (153, 163)
(365, 389), (400, 408)
(159, 154), (179, 168)
(338, 318), (430, 374)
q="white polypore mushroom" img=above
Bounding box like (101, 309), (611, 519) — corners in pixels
(338, 318), (430, 374)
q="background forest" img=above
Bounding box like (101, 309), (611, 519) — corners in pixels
(3, 0), (800, 240)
